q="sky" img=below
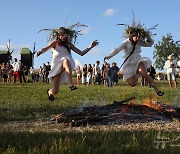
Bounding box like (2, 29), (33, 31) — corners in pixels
(0, 0), (180, 71)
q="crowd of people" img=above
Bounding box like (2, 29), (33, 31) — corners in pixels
(75, 61), (120, 87)
(0, 58), (28, 83)
(0, 58), (51, 83)
(0, 57), (179, 88)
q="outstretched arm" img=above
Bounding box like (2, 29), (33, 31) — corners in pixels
(36, 41), (56, 57)
(68, 40), (99, 56)
(104, 41), (126, 61)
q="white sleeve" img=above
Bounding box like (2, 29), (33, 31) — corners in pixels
(138, 37), (154, 47)
(178, 61), (180, 66)
(109, 41), (126, 58)
(165, 61), (170, 69)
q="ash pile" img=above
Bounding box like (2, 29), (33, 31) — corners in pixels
(51, 97), (180, 127)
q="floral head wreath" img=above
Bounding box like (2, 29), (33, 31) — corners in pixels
(117, 13), (158, 40)
(38, 22), (88, 44)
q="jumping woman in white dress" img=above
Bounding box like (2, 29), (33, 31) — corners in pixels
(104, 22), (164, 96)
(36, 23), (99, 101)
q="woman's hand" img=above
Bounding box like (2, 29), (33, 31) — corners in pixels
(36, 51), (41, 57)
(89, 40), (99, 49)
(104, 56), (111, 61)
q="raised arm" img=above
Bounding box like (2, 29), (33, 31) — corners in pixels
(138, 36), (154, 47)
(36, 41), (56, 57)
(68, 40), (99, 56)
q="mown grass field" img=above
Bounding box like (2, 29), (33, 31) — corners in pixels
(0, 79), (180, 153)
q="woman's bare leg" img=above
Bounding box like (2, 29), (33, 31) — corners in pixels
(137, 63), (159, 93)
(62, 58), (74, 86)
(126, 75), (137, 87)
(48, 72), (62, 95)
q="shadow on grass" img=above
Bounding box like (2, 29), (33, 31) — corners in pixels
(0, 130), (179, 153)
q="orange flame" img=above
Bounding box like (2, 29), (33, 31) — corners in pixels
(142, 97), (175, 112)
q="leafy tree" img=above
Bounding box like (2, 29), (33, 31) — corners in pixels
(153, 34), (180, 70)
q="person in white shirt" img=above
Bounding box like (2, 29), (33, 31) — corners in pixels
(13, 58), (22, 83)
(165, 55), (177, 89)
(177, 57), (180, 77)
(104, 22), (164, 96)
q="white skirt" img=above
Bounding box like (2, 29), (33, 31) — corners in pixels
(48, 56), (75, 83)
(123, 56), (152, 80)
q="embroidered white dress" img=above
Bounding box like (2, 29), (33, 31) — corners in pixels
(109, 38), (153, 80)
(48, 44), (75, 83)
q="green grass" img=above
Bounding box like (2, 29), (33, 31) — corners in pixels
(0, 79), (179, 122)
(0, 130), (180, 154)
(0, 79), (179, 153)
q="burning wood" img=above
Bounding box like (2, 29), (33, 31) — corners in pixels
(51, 97), (180, 127)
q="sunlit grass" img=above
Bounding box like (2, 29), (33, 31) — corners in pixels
(0, 79), (179, 122)
(0, 79), (179, 153)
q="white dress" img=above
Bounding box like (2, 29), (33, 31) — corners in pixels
(48, 43), (75, 83)
(109, 38), (153, 80)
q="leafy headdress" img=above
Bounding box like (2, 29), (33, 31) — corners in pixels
(38, 22), (88, 44)
(117, 12), (158, 41)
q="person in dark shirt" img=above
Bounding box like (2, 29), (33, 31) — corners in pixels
(147, 65), (156, 88)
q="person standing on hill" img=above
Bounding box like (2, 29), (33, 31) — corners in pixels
(147, 65), (156, 88)
(165, 55), (177, 89)
(13, 58), (22, 83)
(45, 61), (51, 82)
(36, 23), (99, 101)
(82, 64), (87, 85)
(110, 62), (119, 85)
(94, 61), (101, 85)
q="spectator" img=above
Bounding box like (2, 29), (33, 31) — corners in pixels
(13, 58), (22, 83)
(30, 66), (35, 82)
(101, 61), (107, 86)
(45, 62), (51, 82)
(75, 66), (81, 85)
(24, 66), (29, 82)
(82, 64), (87, 85)
(110, 62), (119, 85)
(6, 61), (13, 82)
(165, 55), (177, 89)
(104, 63), (112, 87)
(42, 63), (47, 82)
(87, 64), (93, 86)
(147, 65), (156, 88)
(178, 57), (180, 77)
(38, 66), (43, 81)
(1, 63), (8, 83)
(94, 61), (101, 85)
(19, 62), (26, 83)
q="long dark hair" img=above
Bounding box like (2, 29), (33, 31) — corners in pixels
(129, 37), (138, 46)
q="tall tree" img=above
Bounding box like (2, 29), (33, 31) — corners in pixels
(153, 34), (180, 70)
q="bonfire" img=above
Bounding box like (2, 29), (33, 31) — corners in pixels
(51, 97), (180, 127)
